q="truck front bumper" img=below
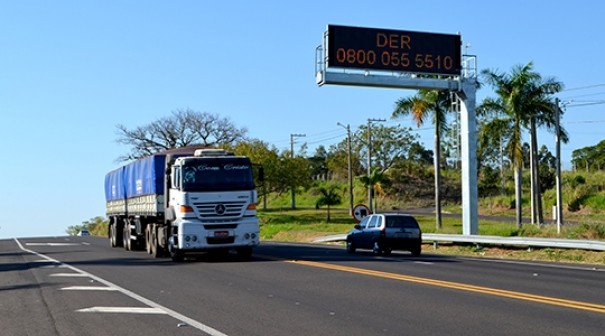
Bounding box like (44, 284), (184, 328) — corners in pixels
(174, 218), (260, 251)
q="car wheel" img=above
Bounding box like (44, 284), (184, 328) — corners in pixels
(411, 245), (421, 257)
(346, 240), (356, 254)
(372, 241), (383, 255)
(382, 247), (392, 256)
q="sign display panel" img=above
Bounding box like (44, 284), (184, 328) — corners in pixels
(327, 25), (461, 76)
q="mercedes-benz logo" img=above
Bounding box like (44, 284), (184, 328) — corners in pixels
(215, 204), (226, 215)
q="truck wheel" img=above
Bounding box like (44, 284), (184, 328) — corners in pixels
(110, 225), (117, 248)
(237, 247), (253, 261)
(151, 228), (165, 258)
(145, 226), (152, 254)
(123, 226), (131, 251)
(170, 248), (184, 262)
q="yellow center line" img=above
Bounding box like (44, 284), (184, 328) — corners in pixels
(284, 259), (605, 314)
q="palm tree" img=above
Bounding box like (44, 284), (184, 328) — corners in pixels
(392, 90), (451, 229)
(480, 62), (567, 228)
(315, 184), (342, 222)
(357, 168), (389, 213)
(524, 76), (567, 225)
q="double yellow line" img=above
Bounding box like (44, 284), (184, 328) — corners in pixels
(286, 259), (605, 314)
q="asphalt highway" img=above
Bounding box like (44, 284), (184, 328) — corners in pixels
(1, 236), (604, 336)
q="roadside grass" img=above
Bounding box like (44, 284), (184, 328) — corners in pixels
(258, 207), (605, 264)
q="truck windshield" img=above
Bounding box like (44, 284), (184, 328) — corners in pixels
(181, 157), (255, 192)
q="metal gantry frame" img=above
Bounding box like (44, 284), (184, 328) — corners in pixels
(316, 39), (479, 235)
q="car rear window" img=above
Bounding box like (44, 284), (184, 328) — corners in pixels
(385, 216), (419, 229)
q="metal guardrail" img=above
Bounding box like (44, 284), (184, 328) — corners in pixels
(313, 234), (605, 251)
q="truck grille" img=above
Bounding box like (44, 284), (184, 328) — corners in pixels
(192, 201), (246, 218)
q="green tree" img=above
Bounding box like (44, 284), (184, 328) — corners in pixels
(315, 184), (342, 222)
(327, 139), (363, 182)
(308, 145), (330, 180)
(572, 140), (605, 171)
(66, 216), (107, 236)
(392, 90), (452, 229)
(353, 124), (421, 172)
(477, 116), (511, 195)
(229, 139), (280, 210)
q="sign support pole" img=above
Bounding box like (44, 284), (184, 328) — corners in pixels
(458, 79), (478, 235)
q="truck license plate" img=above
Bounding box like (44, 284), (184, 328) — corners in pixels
(214, 231), (229, 238)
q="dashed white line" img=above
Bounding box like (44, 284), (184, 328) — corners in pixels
(414, 261), (434, 265)
(15, 238), (229, 336)
(77, 307), (166, 314)
(458, 257), (605, 272)
(61, 286), (118, 291)
(50, 273), (90, 277)
(26, 243), (81, 246)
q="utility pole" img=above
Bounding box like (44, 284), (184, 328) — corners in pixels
(367, 118), (385, 213)
(337, 122), (353, 215)
(555, 98), (563, 233)
(290, 133), (306, 209)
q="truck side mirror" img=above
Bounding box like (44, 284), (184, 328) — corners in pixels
(258, 167), (264, 182)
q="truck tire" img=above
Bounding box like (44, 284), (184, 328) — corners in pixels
(237, 247), (253, 261)
(145, 226), (152, 254)
(110, 222), (124, 248)
(123, 226), (131, 251)
(110, 225), (117, 248)
(150, 226), (165, 258)
(170, 248), (184, 262)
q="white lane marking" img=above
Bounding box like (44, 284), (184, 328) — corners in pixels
(26, 243), (81, 246)
(61, 286), (118, 291)
(51, 273), (90, 277)
(458, 257), (605, 272)
(41, 264), (68, 268)
(77, 307), (166, 314)
(15, 238), (229, 336)
(414, 261), (434, 265)
(82, 242), (91, 245)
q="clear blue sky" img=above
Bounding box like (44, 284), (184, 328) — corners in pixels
(2, 1), (604, 238)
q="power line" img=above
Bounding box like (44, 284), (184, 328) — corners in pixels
(565, 120), (605, 124)
(562, 83), (605, 92)
(566, 101), (605, 108)
(560, 91), (605, 100)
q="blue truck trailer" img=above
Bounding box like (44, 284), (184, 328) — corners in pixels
(104, 147), (262, 261)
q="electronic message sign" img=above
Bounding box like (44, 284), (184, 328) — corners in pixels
(327, 25), (461, 76)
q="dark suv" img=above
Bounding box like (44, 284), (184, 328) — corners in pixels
(346, 213), (422, 256)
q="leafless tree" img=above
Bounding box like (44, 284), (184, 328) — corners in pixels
(115, 109), (248, 161)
